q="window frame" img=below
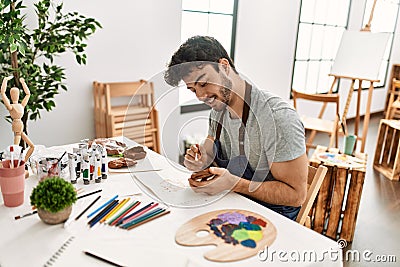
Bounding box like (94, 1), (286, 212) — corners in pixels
(291, 0), (352, 95)
(359, 0), (400, 90)
(180, 0), (239, 114)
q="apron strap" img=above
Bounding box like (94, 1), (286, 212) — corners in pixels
(215, 109), (226, 140)
(215, 81), (252, 156)
(239, 82), (251, 155)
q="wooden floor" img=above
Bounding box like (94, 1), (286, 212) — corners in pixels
(310, 114), (400, 266)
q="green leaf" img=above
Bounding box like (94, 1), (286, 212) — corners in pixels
(0, 1), (101, 128)
(18, 44), (25, 56)
(75, 54), (81, 64)
(10, 43), (17, 53)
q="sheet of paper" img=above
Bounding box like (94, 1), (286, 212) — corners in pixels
(132, 162), (225, 207)
(41, 236), (195, 267)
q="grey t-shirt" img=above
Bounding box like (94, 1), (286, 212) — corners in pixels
(208, 85), (306, 181)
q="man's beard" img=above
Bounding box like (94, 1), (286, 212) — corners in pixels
(218, 76), (232, 107)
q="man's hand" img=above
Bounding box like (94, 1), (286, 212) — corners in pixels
(184, 144), (208, 172)
(188, 167), (240, 195)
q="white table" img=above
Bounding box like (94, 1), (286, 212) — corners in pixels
(0, 141), (342, 267)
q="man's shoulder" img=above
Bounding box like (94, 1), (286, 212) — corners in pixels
(251, 86), (294, 113)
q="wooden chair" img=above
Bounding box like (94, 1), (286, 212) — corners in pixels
(296, 165), (328, 226)
(93, 80), (160, 153)
(292, 89), (340, 151)
(385, 78), (400, 120)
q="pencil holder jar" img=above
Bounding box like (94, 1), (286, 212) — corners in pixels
(0, 160), (25, 207)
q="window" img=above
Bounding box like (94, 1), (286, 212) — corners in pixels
(361, 0), (400, 88)
(179, 0), (238, 108)
(292, 0), (351, 94)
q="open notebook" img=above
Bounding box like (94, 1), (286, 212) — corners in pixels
(43, 236), (197, 267)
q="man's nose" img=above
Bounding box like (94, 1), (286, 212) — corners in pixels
(196, 91), (208, 100)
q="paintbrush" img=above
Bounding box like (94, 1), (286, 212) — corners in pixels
(16, 147), (25, 167)
(57, 151), (67, 163)
(9, 146), (14, 168)
(15, 210), (38, 220)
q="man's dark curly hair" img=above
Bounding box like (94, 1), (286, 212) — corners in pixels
(164, 36), (237, 86)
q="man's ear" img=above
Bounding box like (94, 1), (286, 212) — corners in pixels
(218, 58), (230, 74)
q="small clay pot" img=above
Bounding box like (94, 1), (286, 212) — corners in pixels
(37, 206), (72, 225)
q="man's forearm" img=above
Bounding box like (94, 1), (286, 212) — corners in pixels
(233, 178), (305, 207)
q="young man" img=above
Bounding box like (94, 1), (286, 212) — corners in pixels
(164, 36), (308, 220)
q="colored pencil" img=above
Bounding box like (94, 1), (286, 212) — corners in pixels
(116, 202), (154, 225)
(89, 200), (119, 228)
(126, 210), (170, 230)
(87, 194), (118, 218)
(15, 210), (38, 220)
(88, 199), (119, 225)
(101, 198), (129, 223)
(77, 189), (102, 200)
(109, 201), (140, 226)
(120, 208), (164, 229)
(120, 202), (158, 225)
(84, 251), (124, 267)
(75, 195), (101, 221)
(88, 199), (118, 225)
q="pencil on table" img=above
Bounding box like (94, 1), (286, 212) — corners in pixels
(77, 189), (102, 200)
(84, 251), (124, 267)
(120, 208), (164, 229)
(116, 202), (154, 226)
(87, 194), (118, 218)
(120, 202), (158, 225)
(101, 198), (129, 223)
(88, 200), (119, 227)
(109, 201), (140, 226)
(126, 210), (171, 230)
(75, 195), (101, 221)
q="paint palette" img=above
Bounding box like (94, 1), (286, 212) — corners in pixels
(317, 152), (365, 168)
(175, 209), (277, 262)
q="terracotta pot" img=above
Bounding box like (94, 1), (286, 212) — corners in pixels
(37, 206), (72, 225)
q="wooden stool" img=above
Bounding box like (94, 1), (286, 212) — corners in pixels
(373, 119), (400, 180)
(309, 145), (367, 242)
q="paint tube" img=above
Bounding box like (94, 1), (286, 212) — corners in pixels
(82, 153), (90, 185)
(68, 153), (78, 184)
(78, 143), (88, 175)
(89, 144), (96, 180)
(101, 145), (108, 180)
(94, 149), (101, 183)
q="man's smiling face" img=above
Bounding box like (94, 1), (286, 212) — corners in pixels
(183, 64), (232, 112)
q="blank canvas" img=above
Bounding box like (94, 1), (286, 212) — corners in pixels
(330, 30), (390, 80)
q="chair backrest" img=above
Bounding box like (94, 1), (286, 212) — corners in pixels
(292, 89), (340, 150)
(292, 89), (340, 111)
(296, 165), (328, 226)
(104, 80), (154, 113)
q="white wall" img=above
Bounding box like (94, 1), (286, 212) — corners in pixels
(235, 0), (301, 100)
(1, 0), (400, 161)
(0, 0), (182, 161)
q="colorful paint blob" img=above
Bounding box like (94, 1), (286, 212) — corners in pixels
(207, 212), (267, 249)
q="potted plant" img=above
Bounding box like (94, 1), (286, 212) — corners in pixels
(30, 176), (77, 224)
(0, 0), (101, 144)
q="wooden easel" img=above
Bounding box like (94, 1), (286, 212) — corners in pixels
(310, 75), (379, 153)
